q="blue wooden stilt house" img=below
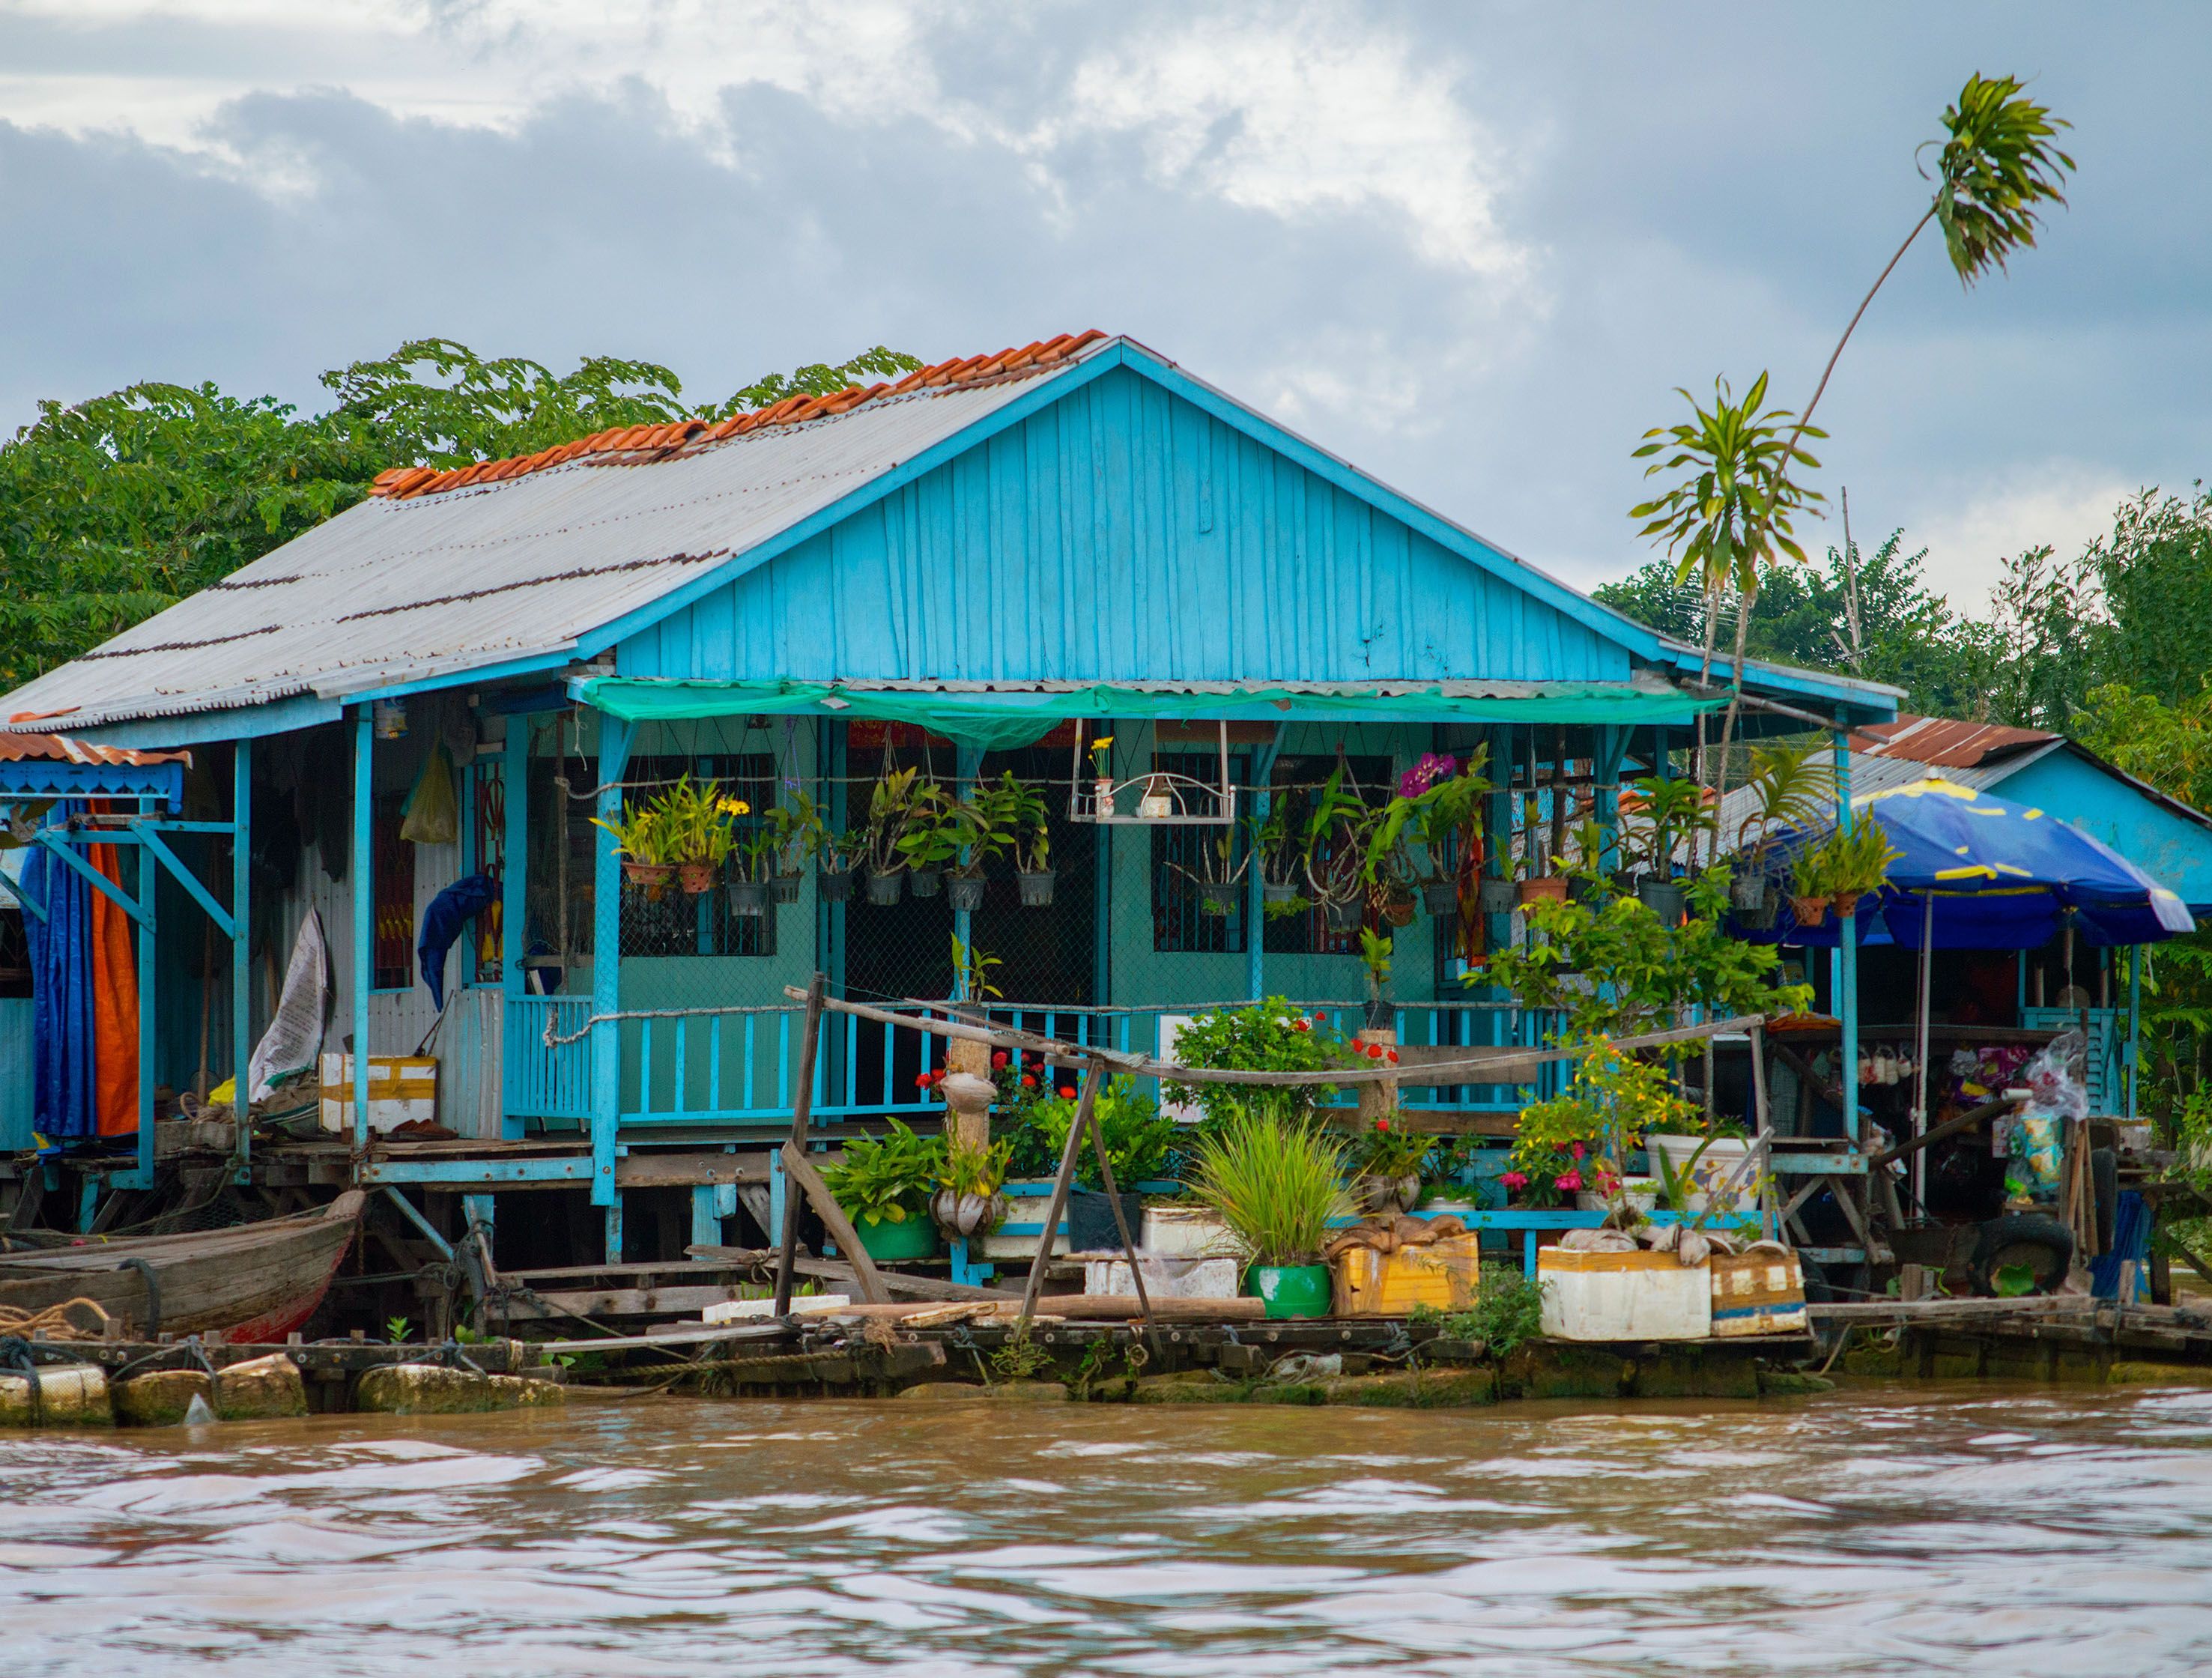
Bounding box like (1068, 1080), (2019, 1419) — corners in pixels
(0, 332), (1907, 1264)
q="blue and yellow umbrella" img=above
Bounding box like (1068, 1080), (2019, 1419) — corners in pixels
(1768, 777), (2194, 949)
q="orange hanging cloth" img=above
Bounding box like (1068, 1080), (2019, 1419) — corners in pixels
(88, 817), (142, 1137)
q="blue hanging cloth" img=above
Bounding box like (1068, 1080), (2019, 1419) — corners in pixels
(21, 839), (97, 1139)
(417, 873), (499, 1012)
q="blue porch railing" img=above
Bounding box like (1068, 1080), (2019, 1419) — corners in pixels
(503, 994), (1560, 1130)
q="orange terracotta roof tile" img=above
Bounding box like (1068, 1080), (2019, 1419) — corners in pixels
(368, 331), (1112, 501)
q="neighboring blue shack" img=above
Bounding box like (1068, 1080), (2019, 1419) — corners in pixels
(0, 332), (1910, 1264)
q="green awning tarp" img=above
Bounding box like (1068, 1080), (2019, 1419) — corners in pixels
(577, 677), (1720, 753)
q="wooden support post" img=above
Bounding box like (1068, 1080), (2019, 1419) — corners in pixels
(779, 1143), (888, 1304)
(230, 736), (252, 1178)
(1748, 1023), (1779, 1243)
(1021, 1061), (1105, 1326)
(352, 706), (373, 1150)
(1085, 1085), (1158, 1345)
(499, 712), (530, 1139)
(772, 973), (827, 1315)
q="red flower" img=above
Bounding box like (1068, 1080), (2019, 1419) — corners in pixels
(1555, 1168), (1584, 1193)
(914, 1073), (933, 1090)
(992, 1050), (1010, 1069)
(929, 1069), (947, 1085)
(1570, 1142), (1585, 1160)
(1020, 1074), (1037, 1088)
(1374, 1118), (1391, 1132)
(1385, 1049), (1399, 1064)
(1058, 1085), (1076, 1099)
(1499, 1170), (1529, 1191)
(1368, 1043), (1386, 1059)
(1292, 1019), (1311, 1033)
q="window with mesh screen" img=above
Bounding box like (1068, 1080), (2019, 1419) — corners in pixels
(1262, 754), (1391, 957)
(1151, 749), (1250, 954)
(472, 754), (504, 984)
(617, 752), (778, 959)
(372, 792), (414, 990)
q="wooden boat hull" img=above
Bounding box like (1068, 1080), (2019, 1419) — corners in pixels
(0, 1190), (364, 1342)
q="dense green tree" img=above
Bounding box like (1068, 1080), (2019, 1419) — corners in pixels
(0, 340), (919, 686)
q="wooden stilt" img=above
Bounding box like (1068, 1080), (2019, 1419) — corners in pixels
(1021, 1061), (1104, 1327)
(772, 973), (827, 1315)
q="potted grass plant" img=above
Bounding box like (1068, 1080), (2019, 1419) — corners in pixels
(1189, 1104), (1357, 1319)
(819, 1118), (946, 1261)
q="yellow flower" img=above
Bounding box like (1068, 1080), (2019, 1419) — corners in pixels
(719, 798), (751, 817)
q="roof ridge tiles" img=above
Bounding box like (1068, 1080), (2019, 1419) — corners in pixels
(366, 331), (1109, 502)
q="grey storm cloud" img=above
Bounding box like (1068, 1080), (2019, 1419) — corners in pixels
(0, 0), (2205, 605)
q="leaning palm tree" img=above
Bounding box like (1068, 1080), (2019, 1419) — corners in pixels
(1630, 73), (2075, 839)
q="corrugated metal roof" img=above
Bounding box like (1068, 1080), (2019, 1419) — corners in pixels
(0, 733), (190, 767)
(0, 344), (1110, 733)
(1850, 714), (2055, 768)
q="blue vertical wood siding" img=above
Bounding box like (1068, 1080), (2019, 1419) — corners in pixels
(617, 366), (1628, 687)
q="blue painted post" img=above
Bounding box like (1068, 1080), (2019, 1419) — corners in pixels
(590, 712), (636, 1262)
(461, 1193), (494, 1264)
(690, 1184), (723, 1250)
(1832, 730), (1859, 1145)
(1246, 730), (1282, 1002)
(133, 844), (157, 1190)
(231, 738), (252, 1178)
(354, 708), (373, 1149)
(2128, 943), (2142, 1120)
(500, 715), (529, 1138)
(952, 743), (982, 998)
(1482, 727), (1513, 1049)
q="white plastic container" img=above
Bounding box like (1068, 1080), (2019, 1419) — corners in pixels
(1537, 1247), (1712, 1341)
(704, 1294), (850, 1323)
(1643, 1135), (1752, 1214)
(1083, 1256), (1240, 1300)
(318, 1053), (437, 1133)
(1575, 1178), (1660, 1214)
(1139, 1205), (1240, 1258)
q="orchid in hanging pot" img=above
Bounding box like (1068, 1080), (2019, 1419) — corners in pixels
(1248, 800), (1308, 915)
(592, 802), (675, 896)
(818, 820), (866, 903)
(945, 779), (1015, 914)
(1175, 826), (1251, 917)
(766, 792), (826, 904)
(727, 827), (777, 917)
(895, 781), (961, 899)
(1381, 749), (1489, 917)
(862, 766), (919, 905)
(1300, 763), (1372, 930)
(630, 776), (743, 896)
(1516, 797), (1569, 909)
(993, 772), (1054, 907)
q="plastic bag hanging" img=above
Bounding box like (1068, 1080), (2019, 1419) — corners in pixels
(399, 743), (459, 846)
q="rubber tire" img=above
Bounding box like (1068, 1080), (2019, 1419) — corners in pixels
(2091, 1147), (2118, 1258)
(1970, 1213), (2074, 1297)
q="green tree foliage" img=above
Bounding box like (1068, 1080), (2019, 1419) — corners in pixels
(0, 339), (921, 687)
(1596, 531), (2001, 719)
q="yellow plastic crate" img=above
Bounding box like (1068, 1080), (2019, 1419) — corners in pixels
(1332, 1233), (1481, 1317)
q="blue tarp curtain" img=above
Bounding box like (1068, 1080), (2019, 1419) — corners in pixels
(20, 838), (96, 1140)
(418, 872), (498, 1013)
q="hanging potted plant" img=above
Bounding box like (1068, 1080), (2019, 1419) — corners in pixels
(947, 778), (1020, 914)
(1405, 753), (1490, 916)
(1729, 744), (1833, 929)
(1189, 1105), (1356, 1319)
(1175, 825), (1250, 918)
(1515, 796), (1569, 907)
(1357, 925), (1396, 1031)
(1823, 820), (1900, 921)
(727, 825), (777, 916)
(1249, 800), (1307, 914)
(931, 1133), (1013, 1241)
(1349, 1112), (1431, 1217)
(863, 766), (918, 905)
(1622, 774), (1713, 922)
(1301, 764), (1371, 930)
(818, 1118), (947, 1262)
(654, 776), (744, 896)
(1789, 838), (1834, 927)
(1564, 818), (1615, 906)
(592, 801), (674, 894)
(996, 772), (1054, 907)
(766, 792), (826, 905)
(896, 781), (961, 900)
(818, 819), (866, 903)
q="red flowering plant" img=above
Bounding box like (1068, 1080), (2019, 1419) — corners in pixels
(1350, 1111), (1434, 1184)
(1508, 1038), (1701, 1217)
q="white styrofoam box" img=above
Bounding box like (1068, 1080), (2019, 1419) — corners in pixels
(1140, 1205), (1240, 1258)
(1537, 1247), (1712, 1341)
(977, 1183), (1069, 1260)
(703, 1294), (851, 1323)
(318, 1053), (437, 1133)
(1644, 1135), (1752, 1214)
(1083, 1256), (1240, 1300)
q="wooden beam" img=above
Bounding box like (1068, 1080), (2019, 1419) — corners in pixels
(773, 974), (826, 1315)
(779, 1142), (889, 1306)
(1022, 1061), (1103, 1326)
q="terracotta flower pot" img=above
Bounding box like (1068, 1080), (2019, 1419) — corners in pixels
(1830, 891), (1863, 920)
(1790, 894), (1829, 927)
(1518, 875), (1568, 907)
(622, 859), (675, 891)
(676, 860), (718, 895)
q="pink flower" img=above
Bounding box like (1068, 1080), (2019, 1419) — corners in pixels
(1570, 1142), (1585, 1160)
(1554, 1169), (1584, 1193)
(1499, 1171), (1529, 1191)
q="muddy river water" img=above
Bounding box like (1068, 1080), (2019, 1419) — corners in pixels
(6, 1383), (2212, 1675)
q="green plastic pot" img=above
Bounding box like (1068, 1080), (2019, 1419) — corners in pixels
(1247, 1263), (1333, 1319)
(849, 1210), (939, 1262)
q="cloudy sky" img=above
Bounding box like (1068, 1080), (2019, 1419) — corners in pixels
(1, 1), (2204, 607)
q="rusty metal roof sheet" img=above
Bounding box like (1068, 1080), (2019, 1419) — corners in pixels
(0, 338), (1114, 733)
(0, 733), (190, 767)
(1850, 714), (2056, 768)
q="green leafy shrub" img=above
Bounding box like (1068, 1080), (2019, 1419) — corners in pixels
(819, 1119), (945, 1225)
